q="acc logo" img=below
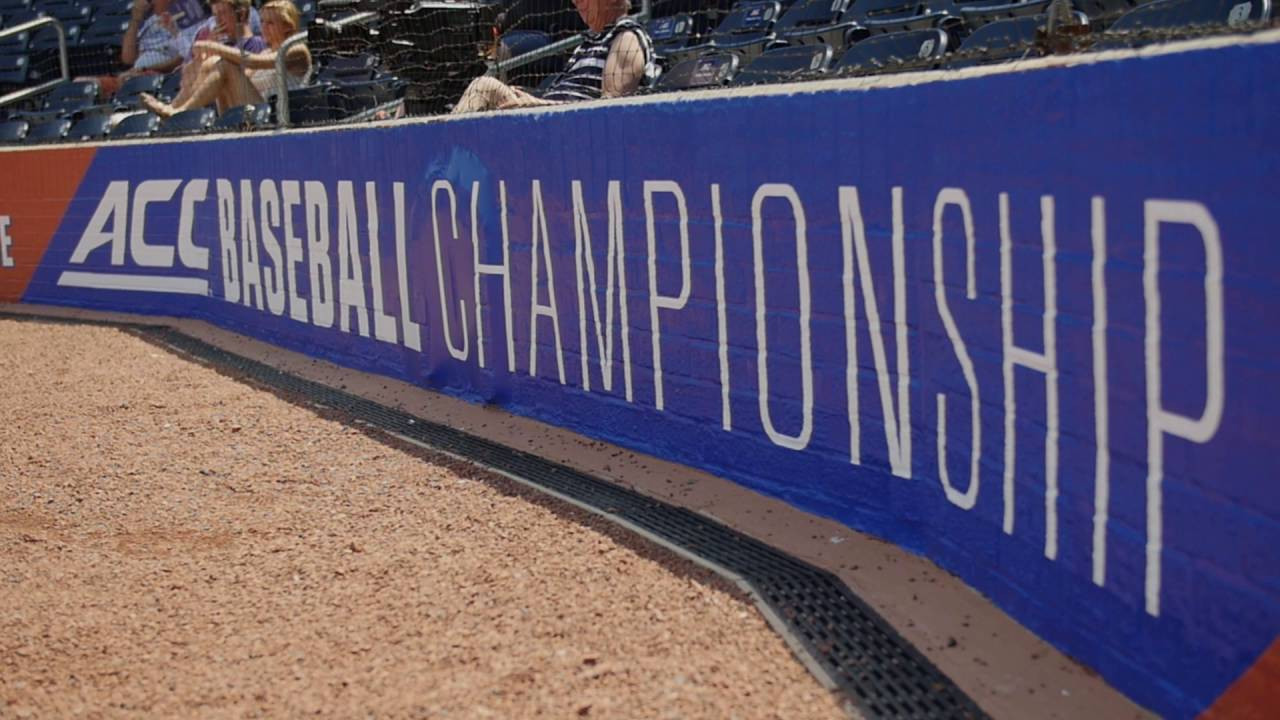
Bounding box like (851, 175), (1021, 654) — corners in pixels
(60, 179), (211, 295)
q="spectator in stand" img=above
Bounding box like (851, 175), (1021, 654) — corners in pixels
(163, 0), (267, 111)
(451, 0), (656, 114)
(141, 0), (311, 117)
(86, 0), (182, 97)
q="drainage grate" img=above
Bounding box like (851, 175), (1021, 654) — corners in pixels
(2, 312), (988, 719)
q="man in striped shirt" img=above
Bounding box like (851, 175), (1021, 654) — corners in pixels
(451, 0), (656, 114)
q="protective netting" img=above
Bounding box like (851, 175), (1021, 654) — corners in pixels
(0, 0), (1275, 141)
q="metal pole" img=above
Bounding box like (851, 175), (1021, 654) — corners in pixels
(0, 17), (71, 110)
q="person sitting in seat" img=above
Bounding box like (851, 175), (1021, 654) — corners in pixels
(86, 0), (183, 98)
(451, 0), (656, 114)
(162, 0), (267, 112)
(141, 0), (311, 118)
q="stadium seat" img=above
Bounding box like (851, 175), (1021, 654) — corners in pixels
(670, 1), (785, 65)
(0, 53), (29, 86)
(952, 0), (1054, 28)
(772, 0), (858, 48)
(316, 52), (381, 83)
(285, 84), (333, 125)
(214, 102), (271, 131)
(30, 22), (80, 52)
(79, 16), (130, 47)
(0, 118), (29, 143)
(157, 106), (215, 135)
(730, 43), (832, 85)
(332, 74), (403, 117)
(22, 116), (70, 143)
(65, 111), (109, 141)
(647, 13), (697, 58)
(43, 79), (97, 109)
(844, 0), (962, 43)
(108, 110), (158, 139)
(654, 51), (739, 91)
(834, 28), (950, 75)
(1096, 0), (1269, 48)
(943, 14), (1049, 67)
(0, 31), (29, 55)
(0, 0), (31, 13)
(157, 69), (182, 100)
(1071, 0), (1144, 25)
(113, 72), (162, 106)
(36, 1), (92, 25)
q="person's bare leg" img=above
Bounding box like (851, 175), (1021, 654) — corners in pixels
(140, 56), (254, 117)
(216, 65), (262, 113)
(169, 59), (203, 107)
(451, 76), (521, 114)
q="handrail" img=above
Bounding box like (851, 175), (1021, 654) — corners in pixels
(276, 11), (379, 127)
(492, 0), (652, 77)
(0, 17), (71, 109)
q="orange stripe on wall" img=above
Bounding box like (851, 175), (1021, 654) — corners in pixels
(1199, 637), (1280, 720)
(0, 147), (97, 303)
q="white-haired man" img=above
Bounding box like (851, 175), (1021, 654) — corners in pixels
(451, 0), (656, 113)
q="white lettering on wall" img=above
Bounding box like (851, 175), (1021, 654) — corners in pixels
(752, 183), (813, 451)
(932, 188), (981, 509)
(281, 180), (309, 324)
(432, 180), (470, 360)
(528, 179), (567, 383)
(304, 181), (335, 328)
(1000, 194), (1060, 559)
(1143, 199), (1225, 616)
(840, 186), (912, 478)
(645, 180), (691, 411)
(473, 180), (514, 369)
(572, 180), (633, 400)
(0, 215), (13, 268)
(366, 182), (399, 345)
(336, 180), (371, 336)
(177, 180), (209, 271)
(258, 179), (287, 316)
(216, 179), (240, 303)
(1092, 196), (1111, 587)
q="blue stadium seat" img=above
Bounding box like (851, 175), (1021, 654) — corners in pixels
(214, 102), (271, 131)
(23, 116), (70, 143)
(43, 79), (97, 109)
(79, 16), (130, 47)
(0, 118), (29, 143)
(835, 28), (950, 75)
(316, 52), (381, 82)
(654, 51), (739, 91)
(30, 22), (80, 51)
(730, 43), (832, 85)
(647, 13), (697, 58)
(844, 0), (962, 43)
(157, 106), (215, 135)
(943, 14), (1047, 67)
(773, 0), (858, 48)
(65, 111), (109, 141)
(285, 84), (333, 125)
(0, 53), (29, 86)
(0, 0), (31, 13)
(36, 1), (92, 25)
(952, 0), (1053, 28)
(333, 74), (403, 117)
(672, 2), (785, 65)
(113, 72), (162, 105)
(1071, 0), (1144, 24)
(157, 69), (182, 101)
(1097, 0), (1269, 48)
(0, 31), (29, 55)
(108, 110), (158, 139)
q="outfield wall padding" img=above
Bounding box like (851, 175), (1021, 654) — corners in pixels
(3, 37), (1279, 719)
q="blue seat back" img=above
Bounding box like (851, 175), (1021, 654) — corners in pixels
(655, 51), (740, 90)
(0, 118), (29, 142)
(214, 102), (272, 131)
(157, 106), (216, 135)
(946, 13), (1043, 66)
(731, 43), (833, 85)
(0, 53), (28, 85)
(23, 117), (71, 143)
(109, 111), (158, 138)
(836, 27), (950, 74)
(66, 112), (110, 141)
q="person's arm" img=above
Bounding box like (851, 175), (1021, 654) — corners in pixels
(601, 30), (646, 98)
(196, 41), (310, 75)
(120, 0), (150, 67)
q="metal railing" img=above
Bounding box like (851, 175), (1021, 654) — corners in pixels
(0, 17), (71, 110)
(275, 10), (379, 127)
(492, 0), (652, 78)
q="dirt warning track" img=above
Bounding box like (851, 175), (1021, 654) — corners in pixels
(0, 318), (846, 719)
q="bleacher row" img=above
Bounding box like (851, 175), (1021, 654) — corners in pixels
(0, 0), (1272, 146)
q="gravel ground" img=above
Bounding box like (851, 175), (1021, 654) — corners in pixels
(0, 319), (847, 719)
